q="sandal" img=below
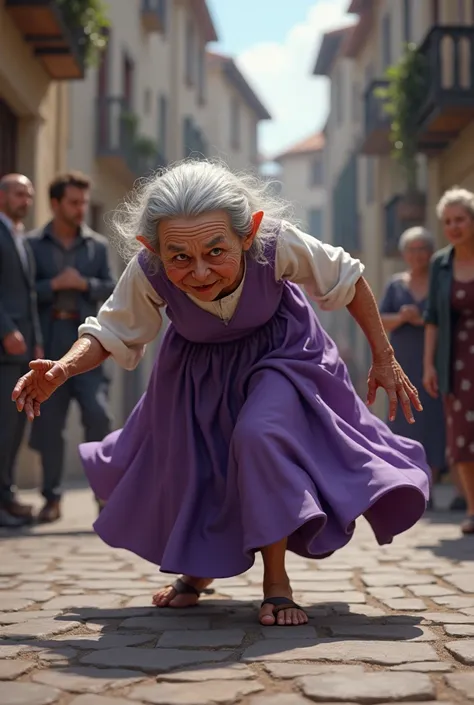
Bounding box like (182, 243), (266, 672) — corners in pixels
(162, 577), (215, 601)
(461, 516), (474, 535)
(260, 596), (305, 624)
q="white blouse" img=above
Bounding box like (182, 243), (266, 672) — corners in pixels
(79, 221), (364, 370)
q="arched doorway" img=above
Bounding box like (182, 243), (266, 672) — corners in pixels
(0, 99), (18, 177)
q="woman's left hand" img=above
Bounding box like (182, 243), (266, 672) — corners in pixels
(367, 353), (423, 423)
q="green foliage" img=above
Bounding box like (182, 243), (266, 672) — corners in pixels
(376, 43), (428, 191)
(56, 0), (109, 66)
(134, 135), (159, 157)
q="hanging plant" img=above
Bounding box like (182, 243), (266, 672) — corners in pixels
(376, 43), (428, 192)
(56, 0), (110, 66)
(134, 135), (159, 158)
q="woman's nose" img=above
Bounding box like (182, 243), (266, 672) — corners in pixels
(193, 262), (210, 282)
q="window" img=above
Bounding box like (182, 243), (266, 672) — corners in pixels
(309, 157), (323, 187)
(144, 88), (151, 115)
(403, 0), (411, 43)
(185, 18), (195, 85)
(381, 13), (392, 70)
(458, 0), (466, 21)
(197, 43), (206, 105)
(158, 94), (167, 159)
(230, 96), (240, 150)
(0, 99), (18, 177)
(308, 209), (323, 240)
(352, 81), (360, 123)
(333, 68), (344, 125)
(89, 203), (104, 232)
(366, 158), (374, 204)
(183, 116), (193, 158)
(432, 0), (439, 23)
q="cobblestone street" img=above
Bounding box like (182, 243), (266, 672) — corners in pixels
(0, 489), (473, 705)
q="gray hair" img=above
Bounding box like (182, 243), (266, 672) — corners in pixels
(436, 186), (474, 220)
(399, 226), (434, 253)
(112, 159), (294, 264)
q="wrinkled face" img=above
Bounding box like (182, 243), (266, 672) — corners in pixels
(52, 185), (90, 228)
(0, 178), (34, 223)
(442, 203), (474, 247)
(402, 238), (432, 272)
(158, 210), (254, 301)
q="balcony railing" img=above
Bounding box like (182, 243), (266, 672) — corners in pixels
(5, 0), (86, 79)
(360, 79), (391, 155)
(415, 26), (474, 151)
(96, 97), (166, 183)
(141, 0), (166, 33)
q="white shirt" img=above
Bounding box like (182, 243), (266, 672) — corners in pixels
(0, 212), (29, 272)
(79, 221), (364, 370)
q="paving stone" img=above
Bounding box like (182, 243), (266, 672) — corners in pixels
(248, 696), (315, 705)
(298, 672), (435, 703)
(443, 572), (474, 593)
(293, 581), (354, 593)
(0, 618), (80, 639)
(1, 682), (60, 705)
(299, 591), (366, 604)
(157, 629), (245, 648)
(119, 616), (210, 631)
(390, 662), (453, 673)
(39, 633), (152, 650)
(42, 595), (124, 611)
(444, 623), (474, 637)
(80, 646), (233, 673)
(38, 648), (78, 664)
(361, 573), (434, 587)
(421, 612), (474, 624)
(130, 680), (264, 705)
(368, 587), (405, 599)
(262, 663), (366, 679)
(446, 672), (474, 700)
(33, 667), (145, 693)
(327, 624), (436, 641)
(13, 591), (56, 603)
(158, 664), (256, 681)
(433, 595), (474, 609)
(326, 604), (386, 618)
(445, 639), (474, 664)
(69, 697), (136, 705)
(0, 610), (62, 625)
(0, 597), (35, 612)
(261, 625), (317, 639)
(66, 607), (156, 620)
(0, 659), (34, 679)
(242, 639), (437, 665)
(75, 581), (157, 591)
(382, 598), (427, 611)
(0, 645), (26, 659)
(407, 584), (456, 598)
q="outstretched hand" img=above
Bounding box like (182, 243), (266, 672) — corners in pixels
(12, 359), (68, 421)
(367, 354), (423, 423)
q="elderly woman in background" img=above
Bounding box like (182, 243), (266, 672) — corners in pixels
(424, 187), (474, 534)
(380, 228), (446, 505)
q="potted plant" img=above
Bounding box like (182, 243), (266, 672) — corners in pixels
(377, 43), (428, 222)
(56, 0), (109, 66)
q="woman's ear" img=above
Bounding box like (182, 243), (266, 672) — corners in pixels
(242, 211), (264, 251)
(136, 235), (156, 253)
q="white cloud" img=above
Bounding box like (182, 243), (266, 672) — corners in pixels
(236, 0), (354, 158)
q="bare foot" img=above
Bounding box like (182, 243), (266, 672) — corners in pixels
(259, 579), (308, 626)
(152, 576), (214, 608)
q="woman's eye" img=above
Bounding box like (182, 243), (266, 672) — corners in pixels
(209, 248), (223, 257)
(174, 254), (189, 262)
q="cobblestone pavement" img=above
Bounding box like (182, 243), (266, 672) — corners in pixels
(1, 489), (474, 705)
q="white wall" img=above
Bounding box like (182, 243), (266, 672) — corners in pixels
(278, 154), (325, 233)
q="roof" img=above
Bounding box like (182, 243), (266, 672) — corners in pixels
(312, 26), (353, 76)
(347, 0), (371, 13)
(273, 132), (325, 161)
(191, 0), (218, 43)
(207, 52), (271, 120)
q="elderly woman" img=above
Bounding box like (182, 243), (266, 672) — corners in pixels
(379, 227), (446, 499)
(424, 186), (474, 534)
(13, 161), (429, 626)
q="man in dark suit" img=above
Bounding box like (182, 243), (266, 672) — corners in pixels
(28, 171), (115, 523)
(0, 174), (42, 527)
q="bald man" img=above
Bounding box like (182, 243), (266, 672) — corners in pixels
(0, 174), (42, 527)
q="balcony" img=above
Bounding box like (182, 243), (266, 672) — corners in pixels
(96, 98), (166, 184)
(415, 26), (474, 152)
(141, 0), (166, 33)
(360, 80), (391, 155)
(5, 0), (86, 79)
(384, 193), (426, 257)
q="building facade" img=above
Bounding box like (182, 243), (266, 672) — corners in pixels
(205, 52), (271, 171)
(314, 0), (474, 411)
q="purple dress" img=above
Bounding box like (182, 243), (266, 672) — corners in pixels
(79, 237), (430, 578)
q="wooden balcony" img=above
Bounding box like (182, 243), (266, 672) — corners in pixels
(384, 193), (426, 257)
(141, 0), (166, 33)
(5, 0), (85, 80)
(96, 97), (165, 184)
(415, 26), (474, 152)
(360, 79), (391, 155)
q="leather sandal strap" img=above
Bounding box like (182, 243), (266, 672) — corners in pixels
(261, 596), (302, 614)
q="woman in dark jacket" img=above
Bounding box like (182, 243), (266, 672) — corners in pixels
(424, 187), (474, 534)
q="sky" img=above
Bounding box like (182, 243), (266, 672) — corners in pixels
(206, 0), (355, 159)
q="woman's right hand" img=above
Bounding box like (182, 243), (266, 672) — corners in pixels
(12, 359), (69, 421)
(423, 364), (439, 398)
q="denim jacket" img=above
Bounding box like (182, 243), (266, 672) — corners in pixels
(424, 245), (453, 395)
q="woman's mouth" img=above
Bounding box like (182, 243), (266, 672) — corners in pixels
(191, 283), (217, 293)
